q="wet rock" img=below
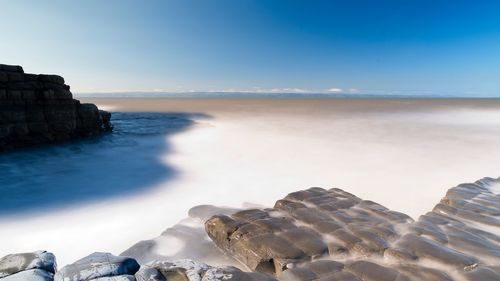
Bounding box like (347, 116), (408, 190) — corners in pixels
(306, 260), (344, 276)
(54, 252), (140, 281)
(0, 250), (56, 279)
(145, 259), (277, 281)
(134, 268), (162, 281)
(417, 178), (500, 273)
(205, 177), (500, 280)
(90, 276), (136, 281)
(135, 266), (166, 281)
(214, 267), (277, 281)
(0, 269), (54, 281)
(394, 234), (479, 269)
(279, 260), (346, 281)
(396, 265), (453, 281)
(315, 271), (361, 281)
(206, 187), (417, 276)
(279, 267), (317, 281)
(346, 261), (410, 281)
(464, 267), (500, 281)
(121, 240), (159, 265)
(280, 227), (328, 257)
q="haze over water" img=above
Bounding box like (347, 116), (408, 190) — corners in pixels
(1, 97), (500, 266)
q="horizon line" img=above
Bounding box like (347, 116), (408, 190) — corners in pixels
(73, 91), (500, 99)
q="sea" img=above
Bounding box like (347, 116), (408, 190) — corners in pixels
(2, 95), (500, 266)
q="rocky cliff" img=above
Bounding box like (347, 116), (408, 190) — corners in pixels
(0, 64), (112, 151)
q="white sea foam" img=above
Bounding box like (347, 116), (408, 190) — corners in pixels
(1, 99), (500, 266)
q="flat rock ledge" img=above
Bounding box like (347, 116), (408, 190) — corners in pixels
(1, 177), (498, 281)
(205, 177), (500, 281)
(0, 64), (112, 151)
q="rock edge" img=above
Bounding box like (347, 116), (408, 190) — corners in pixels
(0, 64), (112, 151)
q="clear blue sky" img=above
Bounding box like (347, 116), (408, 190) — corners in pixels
(1, 0), (499, 96)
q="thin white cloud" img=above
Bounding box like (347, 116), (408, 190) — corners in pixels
(204, 87), (314, 94)
(281, 88), (312, 93)
(76, 86), (365, 95)
(327, 88), (343, 93)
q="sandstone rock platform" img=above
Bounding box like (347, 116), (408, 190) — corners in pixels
(1, 177), (498, 281)
(205, 177), (500, 280)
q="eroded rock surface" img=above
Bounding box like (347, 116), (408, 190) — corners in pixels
(136, 259), (276, 281)
(0, 64), (112, 151)
(54, 252), (139, 281)
(0, 250), (56, 280)
(123, 206), (242, 267)
(1, 269), (55, 281)
(0, 252), (262, 281)
(2, 178), (498, 281)
(205, 178), (500, 280)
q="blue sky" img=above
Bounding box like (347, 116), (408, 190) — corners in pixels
(1, 0), (500, 96)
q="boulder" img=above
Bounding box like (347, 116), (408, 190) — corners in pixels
(54, 252), (139, 281)
(143, 259), (277, 281)
(135, 267), (166, 281)
(0, 250), (56, 279)
(0, 269), (54, 281)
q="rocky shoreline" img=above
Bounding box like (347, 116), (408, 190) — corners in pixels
(0, 64), (112, 151)
(204, 178), (499, 280)
(2, 177), (498, 281)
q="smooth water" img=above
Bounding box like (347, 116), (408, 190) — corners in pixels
(2, 98), (500, 266)
(0, 112), (206, 214)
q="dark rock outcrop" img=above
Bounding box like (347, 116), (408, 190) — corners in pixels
(205, 178), (500, 280)
(0, 64), (112, 151)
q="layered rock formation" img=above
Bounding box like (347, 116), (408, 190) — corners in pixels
(1, 178), (498, 281)
(205, 178), (500, 281)
(0, 64), (112, 150)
